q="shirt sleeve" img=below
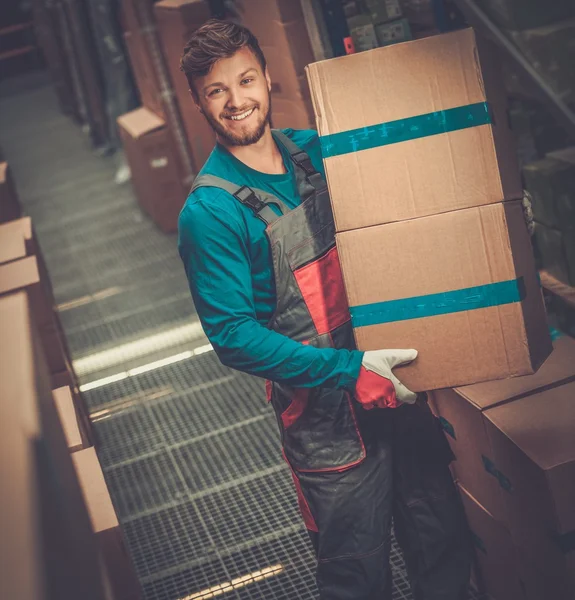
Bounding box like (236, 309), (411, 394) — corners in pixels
(178, 192), (363, 389)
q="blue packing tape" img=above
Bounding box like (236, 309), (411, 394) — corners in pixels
(320, 102), (492, 158)
(350, 277), (525, 328)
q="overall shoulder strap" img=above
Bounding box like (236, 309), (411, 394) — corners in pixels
(272, 130), (326, 194)
(190, 174), (288, 226)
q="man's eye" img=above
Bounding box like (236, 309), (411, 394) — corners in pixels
(241, 78), (254, 85)
(209, 88), (223, 97)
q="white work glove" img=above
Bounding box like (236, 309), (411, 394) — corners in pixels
(355, 349), (418, 410)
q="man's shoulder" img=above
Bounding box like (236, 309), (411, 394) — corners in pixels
(280, 127), (320, 151)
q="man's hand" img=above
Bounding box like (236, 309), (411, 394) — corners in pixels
(522, 189), (535, 236)
(355, 349), (418, 410)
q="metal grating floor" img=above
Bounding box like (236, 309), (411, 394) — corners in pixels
(0, 72), (487, 600)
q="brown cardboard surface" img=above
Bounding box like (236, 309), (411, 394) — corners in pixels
(457, 482), (570, 600)
(73, 447), (144, 599)
(0, 255), (68, 375)
(0, 225), (26, 264)
(337, 201), (551, 390)
(432, 333), (575, 522)
(117, 106), (165, 139)
(118, 108), (187, 232)
(0, 293), (107, 600)
(306, 28), (523, 232)
(433, 386), (507, 522)
(457, 483), (525, 600)
(52, 386), (86, 452)
(0, 216), (33, 264)
(0, 161), (22, 223)
(123, 31), (164, 118)
(455, 333), (575, 410)
(486, 380), (575, 533)
(484, 384), (575, 595)
(72, 447), (118, 533)
(154, 0), (216, 172)
(239, 0), (315, 129)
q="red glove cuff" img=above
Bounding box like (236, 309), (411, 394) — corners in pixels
(355, 366), (399, 409)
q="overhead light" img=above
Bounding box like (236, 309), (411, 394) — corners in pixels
(79, 344), (213, 392)
(177, 564), (284, 600)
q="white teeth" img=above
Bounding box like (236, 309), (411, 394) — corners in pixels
(229, 108), (254, 121)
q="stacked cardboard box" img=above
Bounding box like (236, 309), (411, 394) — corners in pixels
(73, 448), (142, 600)
(431, 332), (575, 598)
(306, 28), (551, 391)
(153, 0), (216, 171)
(119, 0), (191, 233)
(118, 107), (187, 233)
(237, 0), (316, 130)
(0, 291), (108, 600)
(524, 147), (575, 286)
(0, 218), (93, 445)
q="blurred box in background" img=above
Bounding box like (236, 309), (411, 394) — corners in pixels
(153, 0), (216, 172)
(118, 107), (187, 233)
(238, 0), (316, 129)
(73, 447), (142, 600)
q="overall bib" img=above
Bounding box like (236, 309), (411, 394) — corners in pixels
(191, 130), (471, 599)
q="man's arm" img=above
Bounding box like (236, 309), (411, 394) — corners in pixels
(178, 194), (363, 389)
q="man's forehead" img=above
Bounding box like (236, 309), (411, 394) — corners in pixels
(203, 48), (261, 84)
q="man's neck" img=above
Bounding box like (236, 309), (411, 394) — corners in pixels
(219, 127), (287, 175)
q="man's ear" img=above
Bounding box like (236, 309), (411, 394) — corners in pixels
(265, 67), (272, 93)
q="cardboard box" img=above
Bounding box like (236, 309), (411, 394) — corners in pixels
(238, 0), (315, 128)
(306, 28), (523, 232)
(123, 31), (164, 119)
(51, 365), (94, 448)
(73, 448), (142, 600)
(0, 291), (108, 600)
(118, 107), (187, 233)
(432, 332), (575, 523)
(0, 220), (27, 264)
(523, 155), (575, 231)
(457, 482), (570, 600)
(0, 255), (69, 376)
(535, 223), (575, 287)
(153, 0), (216, 172)
(52, 386), (90, 452)
(484, 380), (575, 595)
(375, 18), (411, 47)
(458, 482), (525, 600)
(511, 20), (575, 105)
(0, 162), (22, 223)
(365, 0), (402, 24)
(475, 0), (575, 31)
(337, 200), (551, 390)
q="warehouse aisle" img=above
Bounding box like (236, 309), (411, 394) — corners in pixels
(0, 73), (483, 600)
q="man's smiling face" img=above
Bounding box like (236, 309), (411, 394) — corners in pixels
(194, 46), (272, 147)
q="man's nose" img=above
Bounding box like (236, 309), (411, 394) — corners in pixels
(226, 86), (245, 110)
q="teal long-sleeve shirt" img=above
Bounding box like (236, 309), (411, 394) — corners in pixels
(177, 128), (363, 389)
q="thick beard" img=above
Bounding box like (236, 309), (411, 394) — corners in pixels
(203, 95), (272, 147)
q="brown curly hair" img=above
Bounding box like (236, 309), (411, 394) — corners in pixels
(180, 19), (266, 97)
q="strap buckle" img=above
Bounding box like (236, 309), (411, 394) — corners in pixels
(292, 151), (317, 176)
(234, 186), (266, 213)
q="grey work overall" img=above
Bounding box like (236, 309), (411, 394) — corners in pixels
(191, 130), (472, 599)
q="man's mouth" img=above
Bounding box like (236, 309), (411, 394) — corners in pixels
(224, 107), (256, 121)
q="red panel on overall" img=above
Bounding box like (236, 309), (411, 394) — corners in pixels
(293, 246), (350, 335)
(281, 388), (310, 428)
